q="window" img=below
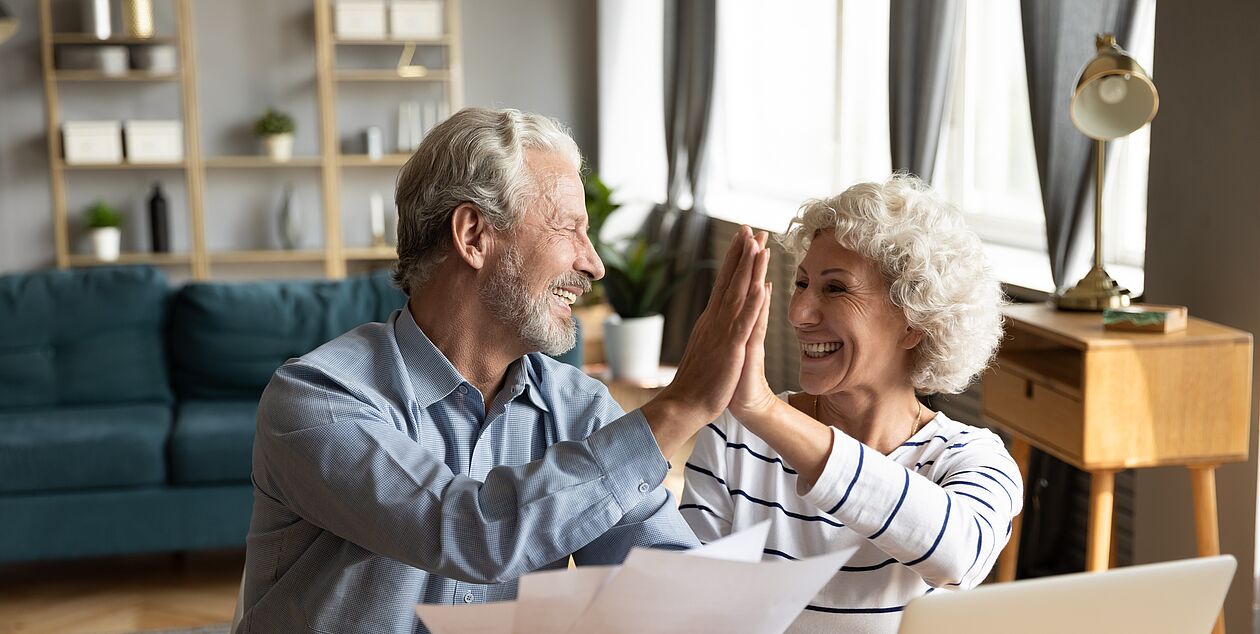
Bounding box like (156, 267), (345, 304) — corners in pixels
(598, 0), (1155, 292)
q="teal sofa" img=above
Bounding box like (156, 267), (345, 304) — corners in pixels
(0, 266), (581, 563)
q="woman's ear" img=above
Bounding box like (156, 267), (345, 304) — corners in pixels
(899, 326), (924, 350)
(450, 203), (492, 270)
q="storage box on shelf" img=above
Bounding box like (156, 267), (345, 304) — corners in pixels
(124, 120), (183, 163)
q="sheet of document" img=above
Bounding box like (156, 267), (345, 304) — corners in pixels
(568, 544), (849, 633)
(416, 521), (842, 634)
(415, 600), (515, 634)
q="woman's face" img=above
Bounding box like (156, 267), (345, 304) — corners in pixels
(789, 230), (920, 397)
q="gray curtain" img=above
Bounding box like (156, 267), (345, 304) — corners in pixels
(888, 0), (964, 184)
(1021, 0), (1139, 290)
(644, 0), (717, 363)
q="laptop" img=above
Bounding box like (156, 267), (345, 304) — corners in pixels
(898, 555), (1236, 634)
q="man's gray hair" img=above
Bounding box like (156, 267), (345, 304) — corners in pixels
(392, 107), (582, 294)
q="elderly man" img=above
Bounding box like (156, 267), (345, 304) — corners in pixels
(237, 107), (770, 632)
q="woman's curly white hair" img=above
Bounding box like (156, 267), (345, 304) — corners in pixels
(783, 174), (1006, 395)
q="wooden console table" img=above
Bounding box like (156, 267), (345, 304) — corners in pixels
(983, 304), (1252, 633)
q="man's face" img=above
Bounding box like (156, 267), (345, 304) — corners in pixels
(477, 150), (605, 356)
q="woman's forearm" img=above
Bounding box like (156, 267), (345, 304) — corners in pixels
(738, 399), (835, 489)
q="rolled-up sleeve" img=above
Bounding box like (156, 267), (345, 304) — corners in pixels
(254, 361), (687, 585)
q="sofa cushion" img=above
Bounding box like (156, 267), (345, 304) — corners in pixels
(0, 267), (171, 409)
(170, 399), (258, 485)
(0, 403), (171, 494)
(169, 270), (405, 400)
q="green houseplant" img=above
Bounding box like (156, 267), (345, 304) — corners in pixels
(254, 107), (296, 162)
(84, 200), (123, 261)
(584, 170), (705, 381)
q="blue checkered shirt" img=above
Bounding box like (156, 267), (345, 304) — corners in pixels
(239, 307), (698, 633)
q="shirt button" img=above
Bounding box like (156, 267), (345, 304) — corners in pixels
(463, 592), (475, 604)
(457, 385), (468, 395)
(638, 481), (650, 494)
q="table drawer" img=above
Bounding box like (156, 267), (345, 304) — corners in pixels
(982, 365), (1085, 462)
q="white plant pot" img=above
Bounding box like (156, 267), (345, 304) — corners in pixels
(262, 133), (294, 162)
(90, 227), (121, 261)
(603, 313), (665, 383)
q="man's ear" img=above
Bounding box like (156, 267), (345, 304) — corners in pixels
(899, 326), (924, 350)
(450, 203), (493, 270)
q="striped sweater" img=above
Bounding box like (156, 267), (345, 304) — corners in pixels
(680, 393), (1023, 634)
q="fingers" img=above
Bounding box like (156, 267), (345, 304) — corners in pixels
(708, 225), (752, 306)
(748, 281), (772, 351)
(735, 238), (771, 335)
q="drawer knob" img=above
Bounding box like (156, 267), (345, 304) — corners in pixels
(1025, 379), (1035, 399)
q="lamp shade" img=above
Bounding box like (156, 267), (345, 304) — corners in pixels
(1070, 34), (1158, 140)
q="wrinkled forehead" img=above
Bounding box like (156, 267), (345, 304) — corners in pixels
(521, 149), (586, 224)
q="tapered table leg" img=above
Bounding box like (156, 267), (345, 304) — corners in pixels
(996, 437), (1031, 582)
(1189, 464), (1225, 634)
(1086, 469), (1117, 572)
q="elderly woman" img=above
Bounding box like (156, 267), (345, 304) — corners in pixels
(681, 175), (1021, 634)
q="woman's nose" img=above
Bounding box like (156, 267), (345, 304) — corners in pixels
(788, 289), (819, 329)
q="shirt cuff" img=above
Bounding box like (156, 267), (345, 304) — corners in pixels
(798, 427), (858, 513)
(585, 408), (670, 514)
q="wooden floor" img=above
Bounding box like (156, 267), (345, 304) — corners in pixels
(0, 550), (242, 634)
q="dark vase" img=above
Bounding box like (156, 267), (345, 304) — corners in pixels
(148, 182), (169, 253)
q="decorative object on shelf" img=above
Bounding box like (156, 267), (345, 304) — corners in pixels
(121, 0), (154, 39)
(254, 107), (296, 162)
(276, 184), (303, 250)
(84, 200), (123, 261)
(63, 120), (123, 165)
(58, 44), (129, 75)
(130, 44), (177, 74)
(390, 0), (442, 39)
(147, 182), (169, 253)
(395, 41), (428, 78)
(123, 120), (183, 163)
(335, 0), (386, 40)
(82, 0), (110, 40)
(369, 192), (386, 247)
(0, 1), (19, 46)
(1055, 33), (1158, 311)
(365, 126), (383, 160)
(397, 101), (421, 152)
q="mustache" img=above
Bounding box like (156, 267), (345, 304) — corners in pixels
(552, 272), (593, 294)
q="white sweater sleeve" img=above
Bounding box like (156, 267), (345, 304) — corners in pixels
(679, 414), (736, 544)
(799, 427), (1023, 589)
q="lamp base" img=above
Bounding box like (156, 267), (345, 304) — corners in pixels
(1054, 265), (1131, 312)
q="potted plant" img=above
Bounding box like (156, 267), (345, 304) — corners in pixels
(84, 200), (123, 261)
(254, 107), (295, 162)
(585, 171), (705, 381)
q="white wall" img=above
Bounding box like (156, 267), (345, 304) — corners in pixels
(0, 0), (597, 275)
(1137, 1), (1260, 632)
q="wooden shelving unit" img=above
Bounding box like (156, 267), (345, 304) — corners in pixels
(39, 0), (463, 280)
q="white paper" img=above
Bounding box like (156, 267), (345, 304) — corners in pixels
(415, 600), (515, 634)
(684, 519), (770, 562)
(414, 522), (842, 634)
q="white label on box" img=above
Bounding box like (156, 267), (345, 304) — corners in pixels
(336, 1), (387, 39)
(390, 1), (443, 39)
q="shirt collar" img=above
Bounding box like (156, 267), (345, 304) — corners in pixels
(394, 306), (551, 413)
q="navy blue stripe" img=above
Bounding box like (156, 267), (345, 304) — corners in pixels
(705, 423), (728, 441)
(869, 469), (910, 539)
(954, 490), (996, 512)
(977, 464), (1021, 488)
(901, 434), (950, 447)
(948, 517), (985, 588)
(914, 460), (935, 471)
(942, 480), (993, 496)
(840, 557), (899, 572)
(805, 604), (905, 614)
(763, 548), (798, 561)
(944, 470), (1014, 505)
(827, 442), (865, 514)
(678, 503), (724, 519)
(685, 463), (846, 528)
(706, 423), (799, 475)
(905, 493), (952, 566)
